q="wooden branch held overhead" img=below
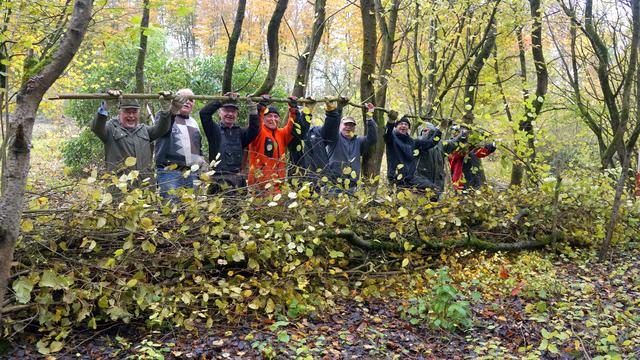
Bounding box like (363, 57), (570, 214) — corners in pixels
(48, 93), (451, 122)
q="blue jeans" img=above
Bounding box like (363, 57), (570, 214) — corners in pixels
(157, 168), (198, 200)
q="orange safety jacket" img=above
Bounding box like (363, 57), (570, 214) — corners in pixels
(247, 106), (297, 189)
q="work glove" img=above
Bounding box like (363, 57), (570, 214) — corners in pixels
(259, 94), (272, 107)
(288, 95), (298, 109)
(428, 128), (443, 143)
(159, 91), (187, 115)
(365, 103), (375, 119)
(101, 89), (122, 112)
(246, 95), (259, 115)
(387, 110), (399, 123)
(223, 92), (240, 101)
(337, 96), (350, 109)
(325, 98), (338, 112)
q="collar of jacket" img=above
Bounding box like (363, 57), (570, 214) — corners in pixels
(219, 121), (240, 129)
(393, 130), (413, 142)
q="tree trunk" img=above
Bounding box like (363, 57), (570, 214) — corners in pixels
(222, 0), (247, 93)
(463, 19), (496, 117)
(253, 0), (289, 96)
(292, 0), (326, 97)
(0, 0), (93, 321)
(599, 0), (640, 260)
(511, 0), (548, 186)
(359, 0), (377, 177)
(135, 0), (150, 94)
(363, 0), (399, 178)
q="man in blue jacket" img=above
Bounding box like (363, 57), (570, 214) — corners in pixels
(287, 97), (348, 181)
(325, 102), (377, 191)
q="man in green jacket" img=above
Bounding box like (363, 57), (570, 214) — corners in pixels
(415, 122), (461, 193)
(91, 90), (186, 179)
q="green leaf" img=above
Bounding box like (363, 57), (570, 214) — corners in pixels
(277, 331), (290, 343)
(39, 270), (72, 290)
(12, 276), (35, 304)
(541, 328), (551, 339)
(124, 157), (137, 167)
(329, 250), (344, 258)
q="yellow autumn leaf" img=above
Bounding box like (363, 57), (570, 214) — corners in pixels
(124, 157), (137, 167)
(21, 220), (34, 232)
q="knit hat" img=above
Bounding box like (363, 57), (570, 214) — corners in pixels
(395, 116), (411, 128)
(264, 106), (280, 116)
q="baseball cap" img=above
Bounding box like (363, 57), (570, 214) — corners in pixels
(221, 102), (239, 110)
(341, 117), (357, 125)
(119, 99), (140, 109)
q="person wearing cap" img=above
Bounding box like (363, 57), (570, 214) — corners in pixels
(199, 92), (261, 192)
(447, 122), (496, 190)
(415, 121), (463, 193)
(90, 89), (186, 179)
(286, 97), (348, 180)
(247, 95), (304, 192)
(154, 88), (205, 199)
(325, 102), (378, 190)
(384, 111), (442, 193)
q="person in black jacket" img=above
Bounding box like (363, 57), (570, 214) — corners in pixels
(384, 111), (442, 193)
(287, 98), (347, 182)
(199, 92), (260, 192)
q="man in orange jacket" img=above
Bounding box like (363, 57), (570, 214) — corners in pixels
(248, 95), (303, 192)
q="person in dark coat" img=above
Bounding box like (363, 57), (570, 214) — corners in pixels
(91, 90), (185, 182)
(447, 124), (497, 190)
(325, 102), (377, 191)
(199, 92), (261, 192)
(415, 122), (461, 192)
(154, 88), (205, 200)
(383, 111), (441, 193)
(287, 98), (347, 181)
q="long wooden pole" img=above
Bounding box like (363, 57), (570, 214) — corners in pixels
(48, 93), (445, 121)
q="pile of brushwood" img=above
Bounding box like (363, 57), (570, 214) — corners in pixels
(4, 167), (639, 354)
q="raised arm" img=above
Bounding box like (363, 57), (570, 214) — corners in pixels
(414, 128), (442, 151)
(383, 110), (399, 145)
(474, 142), (497, 158)
(199, 100), (222, 162)
(90, 103), (110, 142)
(361, 118), (378, 152)
(147, 110), (173, 141)
(241, 99), (261, 147)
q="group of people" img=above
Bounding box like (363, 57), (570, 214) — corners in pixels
(90, 90), (496, 200)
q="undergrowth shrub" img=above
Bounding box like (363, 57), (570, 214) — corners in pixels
(6, 166), (639, 354)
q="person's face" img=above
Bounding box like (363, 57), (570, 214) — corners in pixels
(178, 90), (194, 116)
(396, 122), (410, 135)
(119, 108), (140, 129)
(219, 107), (238, 127)
(421, 128), (430, 137)
(340, 122), (356, 138)
(264, 113), (280, 130)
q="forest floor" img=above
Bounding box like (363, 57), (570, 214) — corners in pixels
(4, 246), (639, 359)
(2, 120), (639, 360)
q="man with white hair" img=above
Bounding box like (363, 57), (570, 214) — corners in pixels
(154, 88), (205, 199)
